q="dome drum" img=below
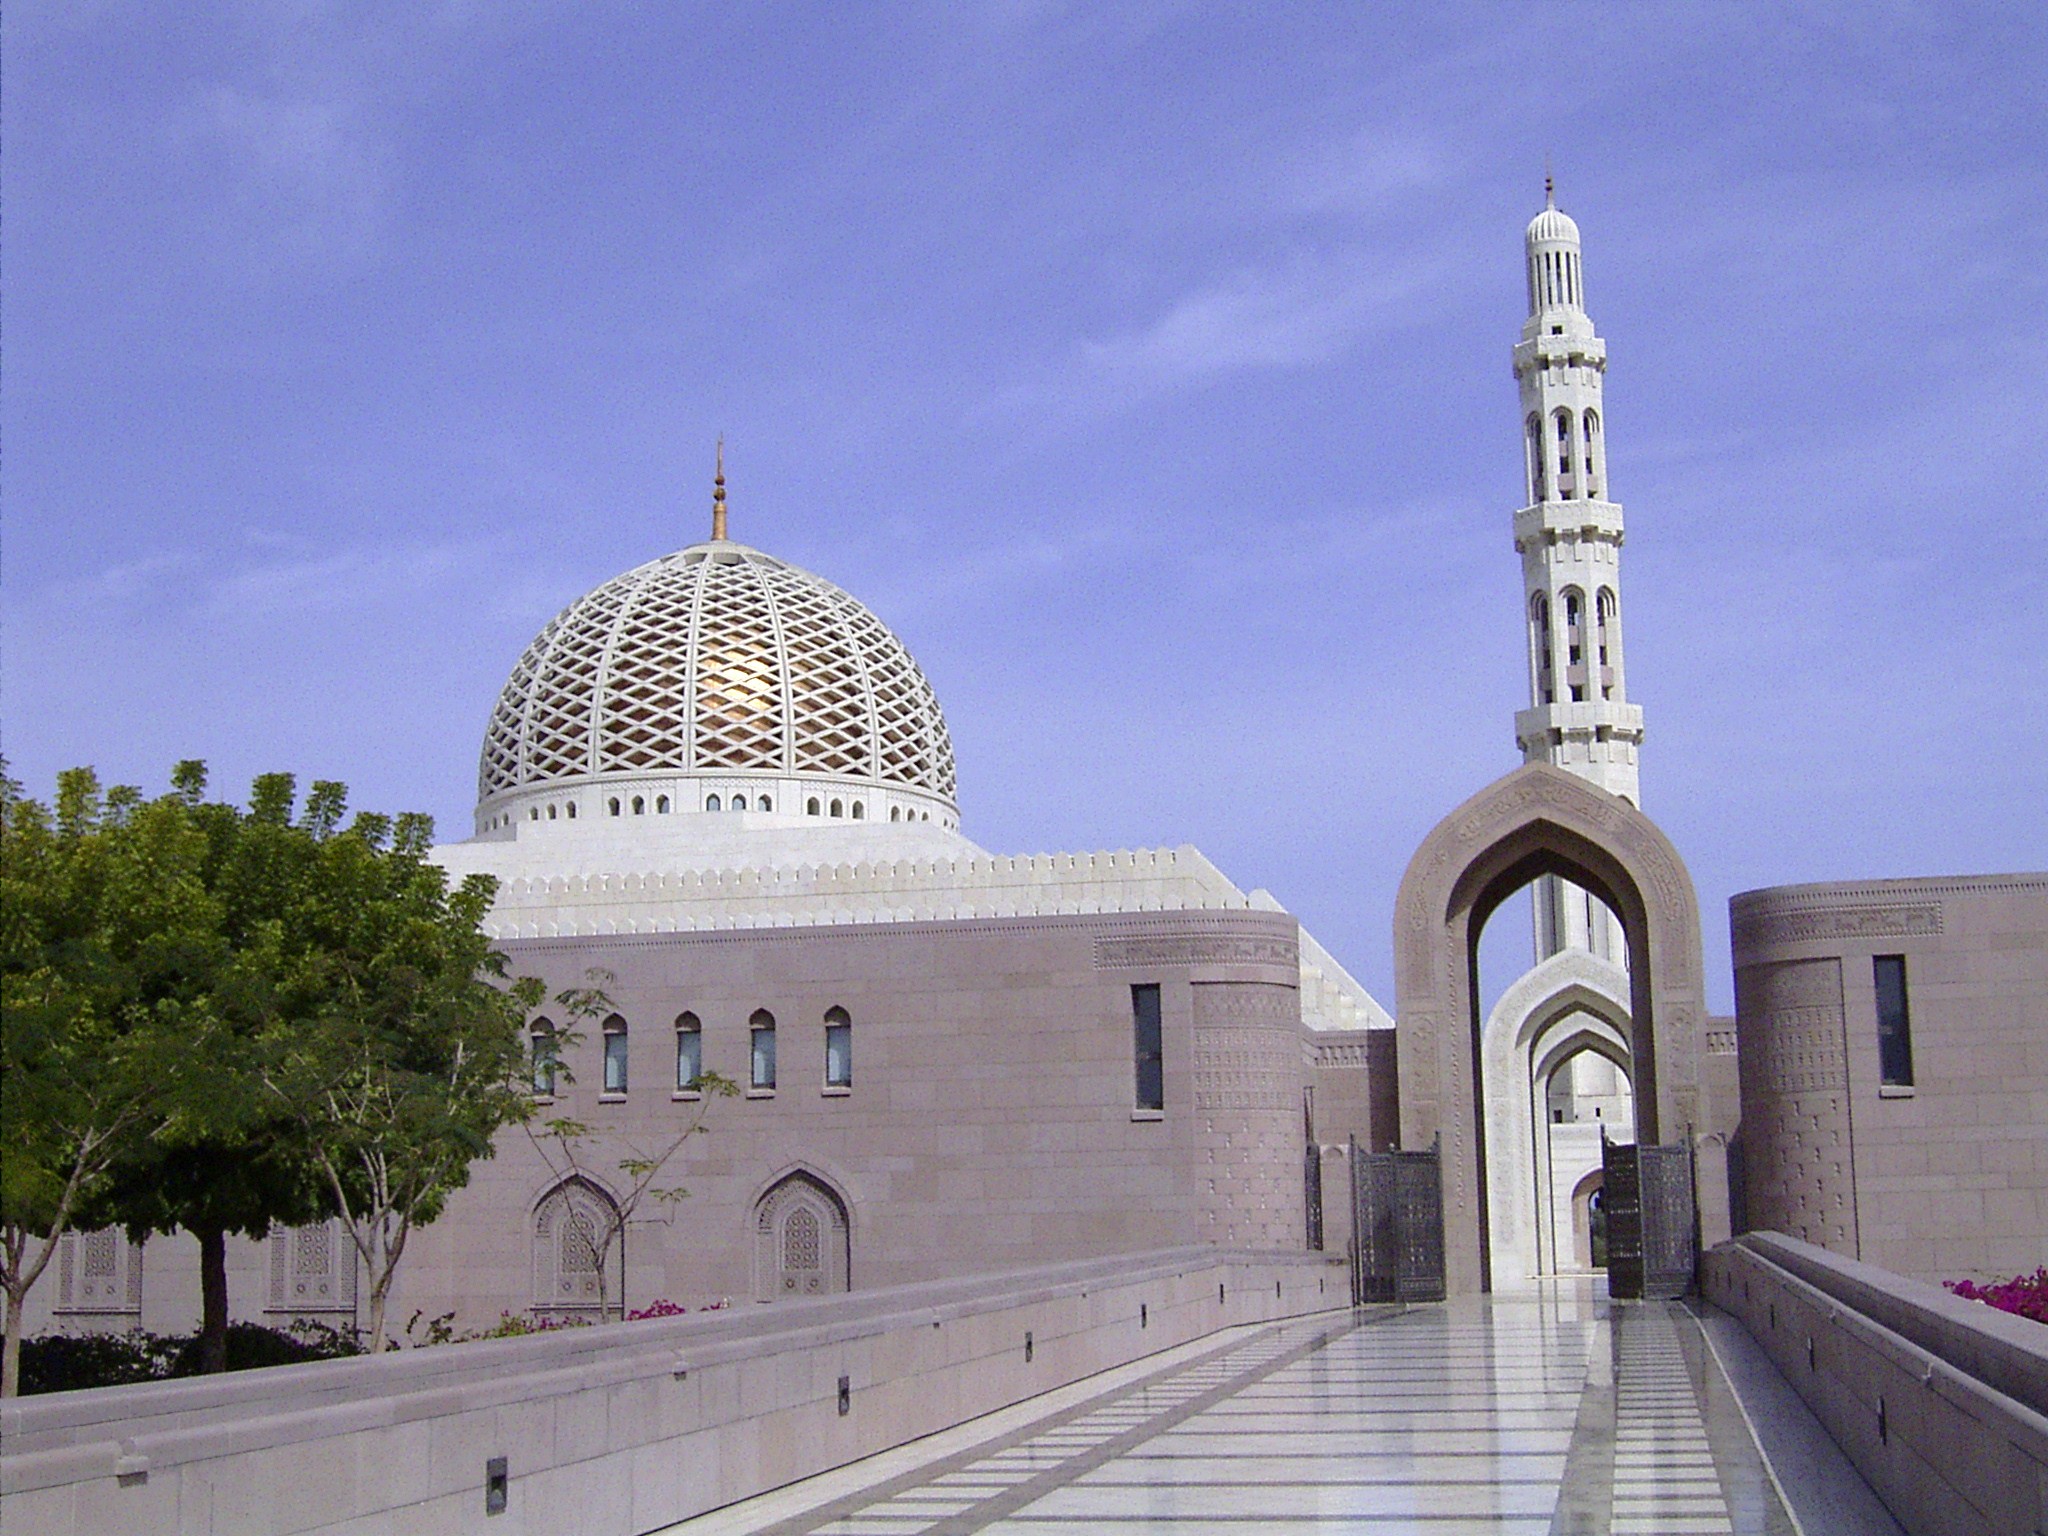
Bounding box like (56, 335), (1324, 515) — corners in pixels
(476, 541), (959, 841)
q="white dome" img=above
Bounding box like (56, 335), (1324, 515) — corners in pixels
(475, 540), (958, 831)
(1526, 203), (1581, 247)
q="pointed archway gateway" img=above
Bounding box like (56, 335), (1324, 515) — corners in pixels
(1393, 762), (1718, 1294)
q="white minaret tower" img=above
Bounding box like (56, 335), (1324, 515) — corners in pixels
(1512, 185), (1644, 962)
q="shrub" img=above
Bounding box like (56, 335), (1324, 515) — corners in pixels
(1946, 1268), (2048, 1325)
(17, 1319), (363, 1395)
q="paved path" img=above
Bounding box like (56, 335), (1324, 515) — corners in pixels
(674, 1282), (1902, 1535)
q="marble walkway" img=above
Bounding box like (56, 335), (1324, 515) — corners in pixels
(671, 1281), (1903, 1536)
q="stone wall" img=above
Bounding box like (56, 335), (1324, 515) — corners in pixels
(0, 1248), (1345, 1536)
(1731, 873), (2048, 1282)
(1702, 1232), (2048, 1536)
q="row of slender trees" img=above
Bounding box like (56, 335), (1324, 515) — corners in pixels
(0, 762), (606, 1396)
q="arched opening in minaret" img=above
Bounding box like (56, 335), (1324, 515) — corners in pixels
(1530, 592), (1555, 705)
(1525, 413), (1546, 503)
(1581, 409), (1601, 497)
(1553, 408), (1576, 499)
(1596, 588), (1619, 701)
(1562, 588), (1587, 702)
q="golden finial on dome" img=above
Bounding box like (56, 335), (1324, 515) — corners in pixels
(712, 435), (728, 541)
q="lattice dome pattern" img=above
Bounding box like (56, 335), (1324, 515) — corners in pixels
(478, 543), (957, 810)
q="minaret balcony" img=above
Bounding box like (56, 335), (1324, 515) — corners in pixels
(1515, 701), (1644, 744)
(1513, 334), (1606, 371)
(1513, 499), (1625, 550)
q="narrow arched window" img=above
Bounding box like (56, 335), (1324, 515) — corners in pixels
(807, 797), (821, 816)
(1526, 413), (1546, 503)
(656, 795), (670, 814)
(829, 799), (843, 818)
(608, 797), (621, 817)
(890, 806), (901, 822)
(824, 1006), (852, 1089)
(750, 1009), (777, 1090)
(706, 794), (721, 812)
(1564, 589), (1586, 701)
(531, 1019), (559, 1097)
(1597, 587), (1621, 700)
(674, 1012), (701, 1091)
(1554, 409), (1576, 499)
(1531, 593), (1554, 705)
(851, 802), (864, 821)
(530, 808), (540, 821)
(602, 1015), (629, 1095)
(757, 795), (772, 813)
(631, 795), (645, 815)
(730, 794), (746, 812)
(547, 804), (558, 820)
(567, 802), (577, 819)
(1582, 409), (1601, 497)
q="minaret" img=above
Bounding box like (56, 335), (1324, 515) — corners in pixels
(1512, 185), (1644, 962)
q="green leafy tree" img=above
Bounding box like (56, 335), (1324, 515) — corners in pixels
(0, 767), (217, 1396)
(255, 793), (544, 1351)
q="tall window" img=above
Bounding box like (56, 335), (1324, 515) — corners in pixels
(531, 1019), (558, 1097)
(674, 1012), (702, 1091)
(1132, 984), (1163, 1112)
(824, 1006), (852, 1089)
(1564, 590), (1586, 701)
(1874, 956), (1914, 1088)
(750, 1009), (777, 1090)
(602, 1015), (629, 1094)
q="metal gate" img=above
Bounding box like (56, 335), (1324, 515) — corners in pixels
(1304, 1142), (1324, 1252)
(1348, 1134), (1445, 1304)
(1603, 1136), (1696, 1299)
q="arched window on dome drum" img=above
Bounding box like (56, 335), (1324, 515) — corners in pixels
(706, 794), (721, 812)
(608, 798), (621, 817)
(1554, 409), (1576, 500)
(807, 798), (821, 816)
(674, 1012), (701, 1092)
(566, 802), (577, 819)
(824, 1007), (852, 1089)
(531, 1019), (558, 1097)
(602, 1015), (628, 1095)
(730, 795), (746, 812)
(851, 802), (864, 820)
(547, 804), (557, 820)
(1582, 410), (1601, 498)
(631, 796), (644, 815)
(656, 795), (670, 814)
(1531, 593), (1555, 705)
(890, 806), (901, 822)
(829, 799), (843, 819)
(750, 1010), (776, 1090)
(1525, 413), (1546, 503)
(757, 795), (771, 813)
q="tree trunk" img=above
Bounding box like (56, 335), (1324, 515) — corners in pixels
(196, 1225), (229, 1374)
(3, 1285), (24, 1398)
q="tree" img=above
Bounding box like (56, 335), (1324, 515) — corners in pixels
(525, 973), (737, 1319)
(255, 795), (543, 1351)
(0, 767), (217, 1396)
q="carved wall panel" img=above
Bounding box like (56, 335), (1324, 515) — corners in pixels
(1734, 959), (1858, 1256)
(1192, 982), (1305, 1250)
(267, 1220), (359, 1318)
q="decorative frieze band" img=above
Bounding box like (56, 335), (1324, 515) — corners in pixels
(1094, 932), (1299, 971)
(1733, 902), (1943, 951)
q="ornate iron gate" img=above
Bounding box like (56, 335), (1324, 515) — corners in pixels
(1348, 1134), (1446, 1304)
(1603, 1136), (1696, 1299)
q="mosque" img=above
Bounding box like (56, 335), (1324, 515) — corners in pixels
(31, 196), (2043, 1339)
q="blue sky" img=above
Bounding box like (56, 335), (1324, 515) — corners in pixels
(5, 3), (2043, 1012)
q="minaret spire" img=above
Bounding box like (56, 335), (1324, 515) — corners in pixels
(711, 436), (728, 541)
(1509, 195), (1644, 963)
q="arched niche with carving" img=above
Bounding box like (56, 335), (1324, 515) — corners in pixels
(533, 1176), (622, 1321)
(752, 1169), (850, 1302)
(1394, 761), (1713, 1294)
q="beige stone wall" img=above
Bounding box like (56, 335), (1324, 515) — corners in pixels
(1731, 873), (2048, 1284)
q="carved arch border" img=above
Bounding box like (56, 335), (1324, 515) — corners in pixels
(750, 1164), (853, 1302)
(1394, 761), (1706, 1294)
